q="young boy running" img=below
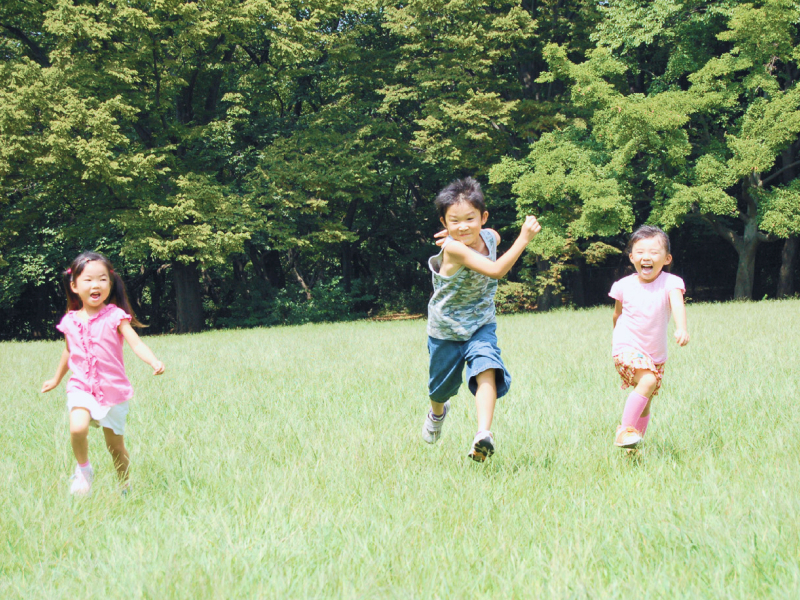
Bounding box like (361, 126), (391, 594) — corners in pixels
(423, 177), (541, 461)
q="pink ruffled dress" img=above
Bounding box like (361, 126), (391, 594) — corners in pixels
(56, 304), (133, 418)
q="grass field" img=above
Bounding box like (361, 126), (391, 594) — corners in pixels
(1, 300), (799, 599)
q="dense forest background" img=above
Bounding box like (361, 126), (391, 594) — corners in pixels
(2, 0), (799, 340)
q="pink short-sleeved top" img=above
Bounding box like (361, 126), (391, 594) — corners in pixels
(56, 304), (133, 406)
(609, 272), (685, 364)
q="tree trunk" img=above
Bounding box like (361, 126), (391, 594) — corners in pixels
(732, 217), (760, 300)
(535, 259), (561, 311)
(173, 262), (204, 333)
(247, 246), (285, 288)
(777, 145), (799, 299)
(341, 198), (359, 293)
(706, 189), (768, 301)
(151, 266), (164, 333)
(33, 284), (50, 339)
(342, 242), (356, 293)
(778, 236), (798, 298)
(571, 256), (587, 308)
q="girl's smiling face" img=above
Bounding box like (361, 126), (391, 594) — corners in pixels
(70, 260), (112, 310)
(441, 201), (488, 249)
(629, 236), (672, 283)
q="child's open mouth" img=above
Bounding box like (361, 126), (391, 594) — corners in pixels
(90, 293), (101, 300)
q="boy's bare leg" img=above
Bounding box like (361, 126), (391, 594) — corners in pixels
(430, 400), (447, 417)
(474, 369), (497, 432)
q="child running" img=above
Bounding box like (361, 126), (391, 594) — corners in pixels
(610, 225), (689, 449)
(422, 177), (541, 461)
(41, 252), (165, 495)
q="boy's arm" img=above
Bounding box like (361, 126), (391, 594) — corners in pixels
(612, 300), (622, 328)
(119, 321), (165, 374)
(668, 288), (689, 346)
(446, 217), (540, 279)
(42, 344), (70, 392)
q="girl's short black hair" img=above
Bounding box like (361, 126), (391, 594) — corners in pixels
(626, 225), (671, 254)
(434, 177), (486, 219)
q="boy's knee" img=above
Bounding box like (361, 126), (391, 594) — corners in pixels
(429, 389), (456, 404)
(474, 368), (496, 384)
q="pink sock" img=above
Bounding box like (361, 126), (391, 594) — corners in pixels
(621, 392), (649, 429)
(636, 414), (650, 436)
(78, 461), (90, 469)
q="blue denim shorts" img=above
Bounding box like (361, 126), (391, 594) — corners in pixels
(428, 322), (511, 403)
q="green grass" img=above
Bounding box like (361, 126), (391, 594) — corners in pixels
(2, 300), (799, 599)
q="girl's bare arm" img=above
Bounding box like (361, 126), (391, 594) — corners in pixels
(119, 321), (165, 374)
(668, 288), (689, 346)
(42, 344), (70, 392)
(612, 300), (622, 328)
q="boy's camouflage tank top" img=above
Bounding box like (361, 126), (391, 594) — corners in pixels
(427, 229), (498, 341)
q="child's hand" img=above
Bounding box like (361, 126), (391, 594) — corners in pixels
(519, 215), (541, 243)
(674, 329), (690, 346)
(433, 229), (448, 247)
(41, 379), (59, 393)
(151, 360), (165, 375)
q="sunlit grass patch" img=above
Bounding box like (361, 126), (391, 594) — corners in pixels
(1, 300), (798, 598)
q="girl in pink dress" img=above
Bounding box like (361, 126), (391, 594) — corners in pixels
(609, 226), (689, 449)
(42, 252), (165, 495)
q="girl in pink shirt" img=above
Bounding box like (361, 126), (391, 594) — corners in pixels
(609, 226), (689, 450)
(41, 252), (165, 495)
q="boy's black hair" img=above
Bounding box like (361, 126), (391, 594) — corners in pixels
(434, 177), (486, 219)
(626, 225), (671, 254)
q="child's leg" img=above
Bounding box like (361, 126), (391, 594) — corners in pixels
(69, 408), (92, 464)
(103, 428), (130, 481)
(430, 400), (447, 417)
(464, 323), (511, 433)
(474, 369), (497, 432)
(427, 337), (465, 414)
(633, 369), (657, 415)
(621, 369), (658, 429)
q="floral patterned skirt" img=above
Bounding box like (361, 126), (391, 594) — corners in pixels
(613, 352), (666, 396)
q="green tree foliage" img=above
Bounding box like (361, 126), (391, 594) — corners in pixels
(498, 0), (800, 300)
(1, 0), (327, 332)
(1, 0), (798, 339)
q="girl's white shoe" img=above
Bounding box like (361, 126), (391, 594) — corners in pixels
(69, 465), (93, 496)
(614, 425), (643, 448)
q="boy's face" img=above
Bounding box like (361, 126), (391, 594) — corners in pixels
(440, 201), (488, 248)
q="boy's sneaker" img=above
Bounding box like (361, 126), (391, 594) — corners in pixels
(468, 430), (495, 462)
(614, 425), (643, 448)
(69, 465), (93, 496)
(421, 401), (450, 444)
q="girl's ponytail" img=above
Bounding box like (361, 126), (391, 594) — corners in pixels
(108, 269), (144, 328)
(63, 266), (82, 312)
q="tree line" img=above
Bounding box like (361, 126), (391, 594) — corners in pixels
(1, 0), (798, 340)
